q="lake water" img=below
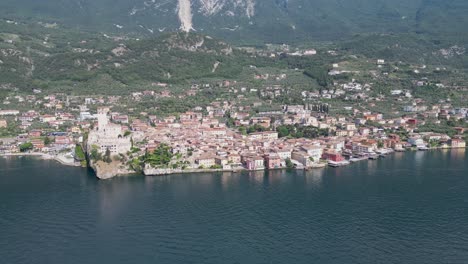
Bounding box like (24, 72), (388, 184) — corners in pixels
(1, 149), (467, 264)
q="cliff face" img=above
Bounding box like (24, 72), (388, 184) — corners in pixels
(91, 160), (135, 179)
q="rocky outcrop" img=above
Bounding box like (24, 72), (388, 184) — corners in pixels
(91, 160), (135, 180)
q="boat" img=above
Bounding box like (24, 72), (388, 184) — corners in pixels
(418, 146), (430, 151)
(349, 157), (368, 163)
(328, 160), (350, 167)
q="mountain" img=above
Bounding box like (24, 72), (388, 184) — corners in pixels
(1, 0), (468, 43)
(0, 19), (269, 94)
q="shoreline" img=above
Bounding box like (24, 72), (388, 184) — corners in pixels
(2, 147), (466, 178)
(0, 152), (81, 167)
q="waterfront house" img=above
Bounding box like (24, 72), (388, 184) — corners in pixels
(408, 137), (424, 147)
(291, 151), (313, 167)
(215, 156), (229, 167)
(196, 156), (216, 168)
(244, 156), (265, 170)
(227, 154), (241, 164)
(264, 154), (281, 169)
(322, 151), (345, 162)
(351, 142), (375, 153)
(300, 145), (323, 162)
(451, 139), (466, 149)
(31, 139), (45, 150)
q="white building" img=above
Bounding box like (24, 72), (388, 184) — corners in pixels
(87, 108), (131, 155)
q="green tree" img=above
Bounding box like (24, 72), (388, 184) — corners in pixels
(44, 137), (52, 146)
(277, 126), (290, 138)
(19, 142), (33, 152)
(90, 146), (102, 161)
(104, 148), (112, 163)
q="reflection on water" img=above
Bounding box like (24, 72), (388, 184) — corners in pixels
(0, 151), (467, 264)
(414, 150), (426, 168)
(451, 147), (466, 160)
(248, 170), (267, 185)
(96, 177), (142, 223)
(305, 168), (325, 188)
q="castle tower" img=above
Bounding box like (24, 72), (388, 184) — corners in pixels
(97, 107), (110, 129)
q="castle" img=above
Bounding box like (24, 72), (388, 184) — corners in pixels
(87, 107), (131, 155)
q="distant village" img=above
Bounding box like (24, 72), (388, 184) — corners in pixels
(0, 82), (466, 178)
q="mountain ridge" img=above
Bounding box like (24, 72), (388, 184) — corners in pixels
(1, 0), (468, 43)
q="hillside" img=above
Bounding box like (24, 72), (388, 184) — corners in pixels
(1, 0), (468, 44)
(0, 20), (265, 94)
(1, 18), (468, 98)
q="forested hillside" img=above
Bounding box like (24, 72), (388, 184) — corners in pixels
(1, 0), (468, 43)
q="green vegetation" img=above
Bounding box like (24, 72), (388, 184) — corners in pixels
(143, 144), (174, 168)
(2, 0), (468, 44)
(247, 124), (268, 134)
(103, 148), (112, 163)
(74, 144), (87, 167)
(416, 119), (468, 138)
(19, 142), (33, 152)
(89, 145), (102, 161)
(210, 165), (223, 169)
(44, 137), (52, 146)
(276, 125), (330, 139)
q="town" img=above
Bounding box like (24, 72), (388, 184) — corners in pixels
(0, 84), (466, 179)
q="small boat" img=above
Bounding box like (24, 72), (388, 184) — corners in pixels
(328, 160), (350, 167)
(418, 146), (430, 151)
(349, 157), (367, 163)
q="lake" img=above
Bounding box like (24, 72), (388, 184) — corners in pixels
(1, 149), (467, 263)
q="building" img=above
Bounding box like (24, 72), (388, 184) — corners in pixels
(227, 154), (241, 164)
(408, 137), (424, 147)
(55, 136), (73, 146)
(300, 145), (323, 162)
(0, 110), (20, 116)
(87, 107), (132, 155)
(28, 130), (42, 137)
(351, 141), (376, 153)
(322, 151), (345, 162)
(264, 154), (281, 169)
(248, 131), (279, 141)
(31, 139), (45, 150)
(275, 148), (292, 160)
(291, 151), (313, 167)
(196, 156), (216, 167)
(0, 119), (7, 128)
(215, 156), (229, 167)
(244, 156), (265, 170)
(451, 139), (466, 149)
